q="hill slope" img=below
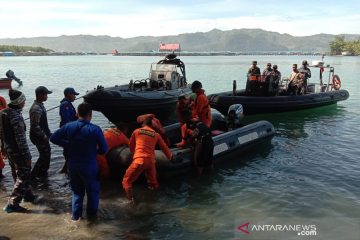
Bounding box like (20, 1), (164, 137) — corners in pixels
(0, 29), (358, 52)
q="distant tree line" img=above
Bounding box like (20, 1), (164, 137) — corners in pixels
(329, 35), (360, 54)
(0, 45), (53, 53)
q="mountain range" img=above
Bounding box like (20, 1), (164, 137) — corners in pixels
(0, 29), (359, 53)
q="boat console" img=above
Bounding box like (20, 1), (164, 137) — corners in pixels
(127, 54), (187, 91)
(245, 74), (277, 96)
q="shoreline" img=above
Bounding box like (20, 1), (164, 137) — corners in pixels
(0, 53), (360, 57)
(1, 53), (358, 57)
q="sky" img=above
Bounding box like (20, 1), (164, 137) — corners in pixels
(0, 0), (359, 39)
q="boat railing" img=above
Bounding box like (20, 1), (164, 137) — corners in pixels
(307, 66), (336, 93)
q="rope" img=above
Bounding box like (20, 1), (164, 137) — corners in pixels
(23, 96), (83, 121)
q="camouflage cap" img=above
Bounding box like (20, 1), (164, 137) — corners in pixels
(252, 61), (257, 64)
(273, 64), (278, 69)
(267, 63), (271, 66)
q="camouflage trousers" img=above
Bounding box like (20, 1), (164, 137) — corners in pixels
(6, 149), (33, 207)
(31, 141), (51, 177)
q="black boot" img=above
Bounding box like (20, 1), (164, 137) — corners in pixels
(0, 169), (5, 179)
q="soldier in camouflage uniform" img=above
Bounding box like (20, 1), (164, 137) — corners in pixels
(0, 96), (7, 179)
(298, 60), (312, 87)
(247, 61), (261, 76)
(0, 90), (37, 213)
(29, 86), (53, 178)
(268, 65), (282, 95)
(262, 63), (273, 83)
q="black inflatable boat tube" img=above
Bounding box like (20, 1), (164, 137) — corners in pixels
(107, 120), (275, 178)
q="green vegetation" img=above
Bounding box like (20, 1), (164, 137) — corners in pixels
(0, 30), (359, 52)
(329, 35), (360, 54)
(0, 45), (53, 53)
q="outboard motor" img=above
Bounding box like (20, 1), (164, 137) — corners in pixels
(6, 70), (22, 85)
(227, 104), (243, 131)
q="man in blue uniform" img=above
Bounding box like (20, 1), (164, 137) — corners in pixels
(59, 87), (79, 173)
(59, 88), (79, 127)
(29, 86), (52, 178)
(0, 90), (37, 212)
(50, 102), (108, 220)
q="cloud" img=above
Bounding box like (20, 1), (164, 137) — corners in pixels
(0, 0), (359, 38)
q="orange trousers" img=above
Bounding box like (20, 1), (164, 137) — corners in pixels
(0, 156), (4, 169)
(96, 155), (110, 179)
(122, 158), (158, 189)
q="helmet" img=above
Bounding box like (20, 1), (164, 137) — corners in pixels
(191, 80), (202, 90)
(302, 60), (308, 66)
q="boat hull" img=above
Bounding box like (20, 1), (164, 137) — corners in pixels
(207, 89), (349, 116)
(0, 78), (12, 89)
(107, 120), (275, 178)
(83, 85), (193, 123)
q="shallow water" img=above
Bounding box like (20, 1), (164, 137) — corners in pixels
(0, 55), (359, 239)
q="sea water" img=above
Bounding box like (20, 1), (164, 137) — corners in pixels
(0, 55), (359, 239)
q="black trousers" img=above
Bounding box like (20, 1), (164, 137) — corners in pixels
(194, 136), (214, 168)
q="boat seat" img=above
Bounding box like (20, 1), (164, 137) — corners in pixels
(211, 130), (226, 136)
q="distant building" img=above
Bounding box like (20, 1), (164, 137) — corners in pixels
(3, 52), (15, 56)
(342, 51), (353, 56)
(87, 51), (94, 55)
(158, 41), (181, 52)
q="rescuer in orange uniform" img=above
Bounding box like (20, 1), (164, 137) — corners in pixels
(122, 119), (175, 202)
(0, 96), (7, 178)
(96, 122), (129, 179)
(191, 81), (212, 128)
(177, 110), (214, 175)
(176, 96), (193, 126)
(137, 114), (170, 146)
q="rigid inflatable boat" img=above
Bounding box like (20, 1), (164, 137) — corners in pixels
(208, 62), (349, 116)
(83, 54), (192, 123)
(106, 105), (275, 178)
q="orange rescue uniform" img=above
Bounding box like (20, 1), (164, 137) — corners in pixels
(176, 97), (193, 126)
(192, 89), (212, 127)
(96, 128), (129, 179)
(176, 118), (200, 147)
(137, 114), (170, 145)
(122, 126), (172, 189)
(0, 96), (6, 170)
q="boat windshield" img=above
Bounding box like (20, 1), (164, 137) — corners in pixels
(151, 63), (177, 72)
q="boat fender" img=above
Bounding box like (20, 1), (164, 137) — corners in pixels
(332, 75), (341, 90)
